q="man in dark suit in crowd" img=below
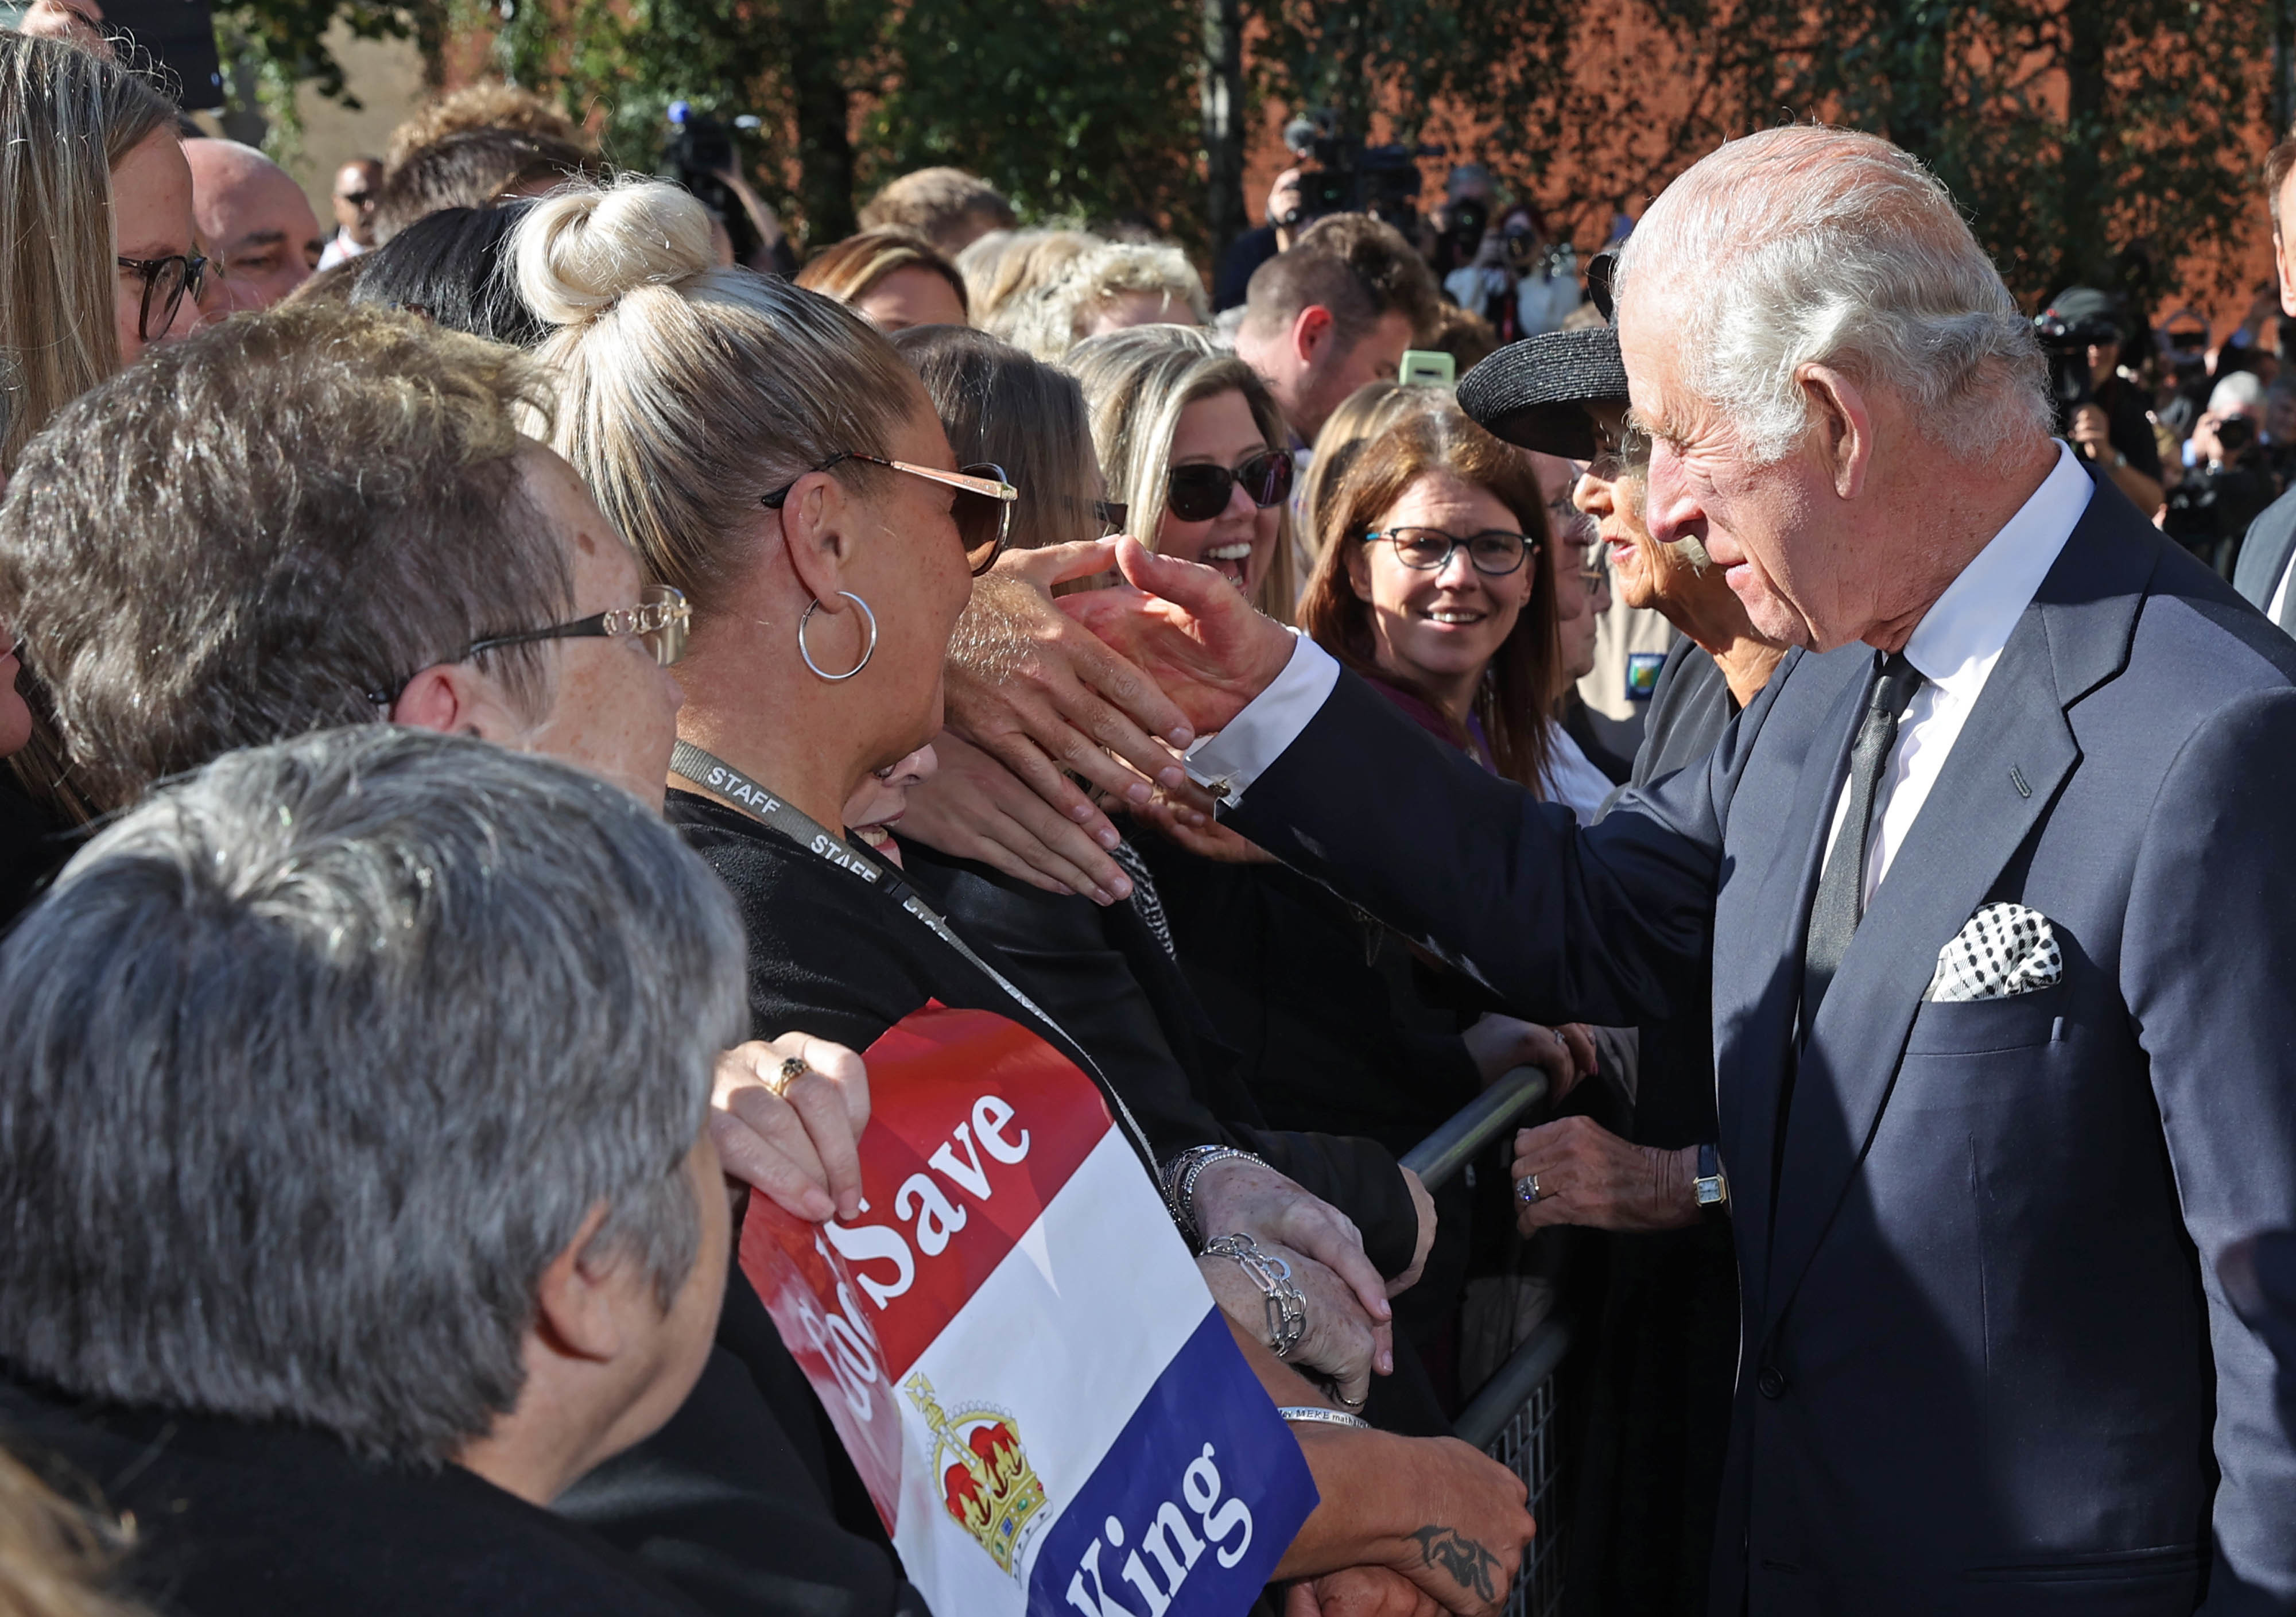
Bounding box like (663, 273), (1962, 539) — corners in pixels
(2237, 126), (2296, 634)
(1069, 124), (2296, 1614)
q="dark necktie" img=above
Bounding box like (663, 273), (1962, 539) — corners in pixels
(1801, 650), (1926, 1022)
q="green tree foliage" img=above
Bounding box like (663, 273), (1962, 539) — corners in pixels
(1527, 0), (2276, 307)
(864, 0), (1204, 239)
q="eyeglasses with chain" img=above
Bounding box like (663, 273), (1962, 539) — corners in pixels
(363, 584), (691, 708)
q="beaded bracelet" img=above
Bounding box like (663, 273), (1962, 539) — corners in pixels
(1158, 1144), (1262, 1247)
(1201, 1231), (1307, 1359)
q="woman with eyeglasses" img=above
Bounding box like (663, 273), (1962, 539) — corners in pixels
(0, 36), (195, 849)
(1, 34), (201, 472)
(1066, 324), (1301, 619)
(514, 179), (1533, 1617)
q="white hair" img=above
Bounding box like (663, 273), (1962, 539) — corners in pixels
(1004, 241), (1208, 362)
(2209, 371), (2267, 417)
(1616, 125), (2050, 465)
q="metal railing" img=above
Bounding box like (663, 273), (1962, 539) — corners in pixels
(1403, 1063), (1569, 1617)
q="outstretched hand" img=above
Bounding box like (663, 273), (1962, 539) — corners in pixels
(1056, 537), (1298, 737)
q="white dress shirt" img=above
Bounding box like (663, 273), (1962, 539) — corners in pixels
(1189, 442), (2095, 911)
(2270, 544), (2295, 626)
(316, 230), (368, 272)
(1820, 440), (2091, 906)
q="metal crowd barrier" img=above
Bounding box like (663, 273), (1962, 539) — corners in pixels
(1401, 1065), (1569, 1617)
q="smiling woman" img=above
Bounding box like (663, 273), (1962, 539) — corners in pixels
(1068, 324), (1301, 621)
(1298, 397), (1560, 796)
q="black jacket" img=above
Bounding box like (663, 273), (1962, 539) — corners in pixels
(899, 840), (1422, 1278)
(0, 1372), (707, 1617)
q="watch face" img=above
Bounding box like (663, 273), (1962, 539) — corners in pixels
(1695, 1178), (1725, 1207)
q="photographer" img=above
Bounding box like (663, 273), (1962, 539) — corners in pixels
(2166, 371), (2279, 575)
(2038, 287), (2164, 514)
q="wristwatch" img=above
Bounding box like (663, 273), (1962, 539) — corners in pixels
(1693, 1142), (1731, 1217)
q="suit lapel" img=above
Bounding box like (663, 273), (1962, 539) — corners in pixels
(1759, 485), (2151, 1339)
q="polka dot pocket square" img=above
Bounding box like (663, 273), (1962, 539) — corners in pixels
(1926, 902), (2062, 1003)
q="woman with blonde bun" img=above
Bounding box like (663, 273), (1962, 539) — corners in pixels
(513, 176), (1536, 1617)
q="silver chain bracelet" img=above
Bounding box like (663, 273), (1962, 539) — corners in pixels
(1159, 1144), (1261, 1247)
(1202, 1231), (1308, 1359)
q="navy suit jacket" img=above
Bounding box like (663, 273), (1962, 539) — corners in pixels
(1225, 475), (2296, 1614)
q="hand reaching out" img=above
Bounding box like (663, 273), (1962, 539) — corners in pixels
(1057, 537), (1299, 736)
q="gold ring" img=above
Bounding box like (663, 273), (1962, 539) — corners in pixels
(771, 1055), (809, 1096)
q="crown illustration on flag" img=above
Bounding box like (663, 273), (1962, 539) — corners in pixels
(904, 1373), (1050, 1576)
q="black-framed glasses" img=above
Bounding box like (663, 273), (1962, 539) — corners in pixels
(761, 452), (1017, 576)
(1364, 526), (1535, 576)
(1587, 249), (1619, 323)
(1095, 499), (1128, 536)
(117, 253), (208, 344)
(1588, 417), (1652, 482)
(1166, 449), (1293, 524)
(363, 584), (690, 708)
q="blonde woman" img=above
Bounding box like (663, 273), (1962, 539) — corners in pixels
(0, 34), (197, 475)
(793, 226), (968, 331)
(1065, 323), (1299, 621)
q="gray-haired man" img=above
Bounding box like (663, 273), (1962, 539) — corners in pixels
(1072, 123), (2296, 1614)
(0, 727), (740, 1615)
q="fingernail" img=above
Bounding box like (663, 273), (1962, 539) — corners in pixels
(1108, 874), (1133, 899)
(1069, 802), (1094, 823)
(1157, 765), (1188, 789)
(1184, 810), (1208, 828)
(1089, 887), (1115, 906)
(1124, 781), (1151, 804)
(1167, 727), (1195, 747)
(1096, 825), (1120, 849)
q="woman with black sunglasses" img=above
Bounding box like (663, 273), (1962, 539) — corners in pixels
(1067, 324), (1301, 619)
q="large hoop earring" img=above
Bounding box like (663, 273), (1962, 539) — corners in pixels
(797, 592), (878, 682)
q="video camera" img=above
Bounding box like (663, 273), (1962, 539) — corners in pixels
(664, 101), (764, 261)
(2032, 292), (2124, 431)
(1280, 114), (1442, 236)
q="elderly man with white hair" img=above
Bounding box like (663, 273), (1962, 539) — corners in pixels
(1067, 125), (2296, 1614)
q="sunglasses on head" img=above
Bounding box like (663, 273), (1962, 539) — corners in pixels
(1587, 249), (1618, 323)
(1165, 449), (1293, 525)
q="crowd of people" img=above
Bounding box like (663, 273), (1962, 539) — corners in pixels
(2, 18), (2295, 1617)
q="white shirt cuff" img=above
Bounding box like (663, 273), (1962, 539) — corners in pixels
(1182, 631), (1340, 806)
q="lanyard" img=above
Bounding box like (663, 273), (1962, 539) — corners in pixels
(669, 740), (1161, 1172)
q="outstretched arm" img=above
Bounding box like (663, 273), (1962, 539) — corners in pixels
(1062, 539), (1742, 1028)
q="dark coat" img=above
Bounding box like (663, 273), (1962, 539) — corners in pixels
(2235, 484), (2296, 631)
(0, 1374), (709, 1617)
(1221, 471), (2296, 1614)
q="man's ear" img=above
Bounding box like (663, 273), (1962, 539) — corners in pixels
(1796, 363), (1875, 501)
(775, 470), (857, 613)
(1292, 304), (1336, 369)
(529, 1200), (629, 1366)
(2278, 223), (2296, 319)
(391, 662), (528, 742)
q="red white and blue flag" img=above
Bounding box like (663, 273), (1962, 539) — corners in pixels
(742, 1005), (1320, 1616)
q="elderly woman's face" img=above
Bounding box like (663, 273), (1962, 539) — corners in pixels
(1347, 470), (1534, 696)
(1578, 401), (1666, 611)
(1157, 387), (1281, 596)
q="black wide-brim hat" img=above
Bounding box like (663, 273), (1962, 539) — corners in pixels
(1456, 325), (1630, 461)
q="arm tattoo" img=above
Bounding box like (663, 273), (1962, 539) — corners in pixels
(1408, 1524), (1502, 1602)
